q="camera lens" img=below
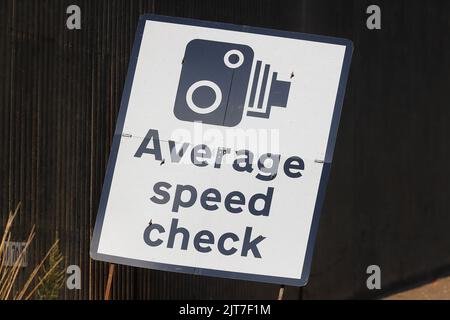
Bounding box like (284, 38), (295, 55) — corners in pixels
(186, 80), (223, 114)
(224, 49), (244, 68)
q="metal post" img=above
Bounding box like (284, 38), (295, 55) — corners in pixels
(104, 263), (115, 300)
(277, 285), (285, 300)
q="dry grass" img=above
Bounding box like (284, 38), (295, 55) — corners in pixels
(0, 203), (63, 300)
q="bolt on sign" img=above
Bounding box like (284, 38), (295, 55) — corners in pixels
(90, 15), (353, 286)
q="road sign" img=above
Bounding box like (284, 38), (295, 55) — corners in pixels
(90, 14), (353, 286)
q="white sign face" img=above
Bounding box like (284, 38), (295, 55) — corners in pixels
(90, 15), (352, 286)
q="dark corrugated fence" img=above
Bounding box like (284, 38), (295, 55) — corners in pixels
(1, 0), (450, 299)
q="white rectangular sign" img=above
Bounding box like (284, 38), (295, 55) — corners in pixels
(90, 15), (352, 286)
